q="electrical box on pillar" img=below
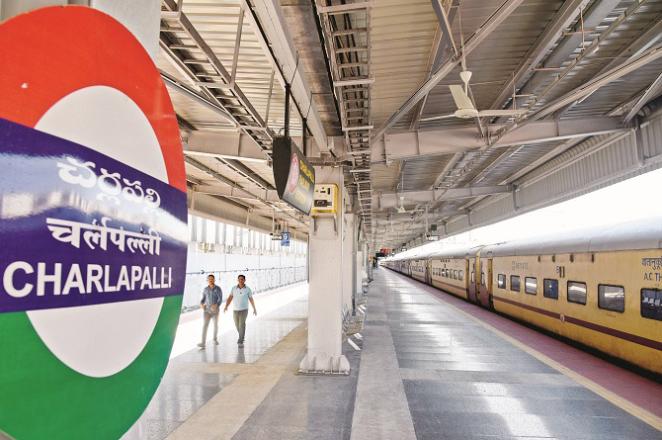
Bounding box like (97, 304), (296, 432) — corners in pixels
(312, 184), (339, 216)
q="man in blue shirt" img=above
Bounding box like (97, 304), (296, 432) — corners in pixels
(198, 274), (222, 349)
(224, 274), (257, 348)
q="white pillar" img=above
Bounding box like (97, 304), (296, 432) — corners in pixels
(299, 167), (349, 374)
(356, 248), (364, 299)
(342, 211), (355, 317)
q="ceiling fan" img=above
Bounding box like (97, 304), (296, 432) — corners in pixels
(421, 6), (526, 122)
(397, 195), (407, 214)
(421, 71), (526, 122)
(396, 171), (407, 214)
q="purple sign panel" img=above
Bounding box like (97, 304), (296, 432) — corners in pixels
(0, 117), (188, 313)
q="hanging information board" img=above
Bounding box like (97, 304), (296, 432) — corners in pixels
(272, 136), (315, 215)
(281, 231), (291, 247)
(0, 7), (187, 440)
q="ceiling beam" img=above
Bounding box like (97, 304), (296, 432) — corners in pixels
(520, 46), (662, 123)
(184, 130), (269, 163)
(505, 0), (621, 112)
(375, 185), (512, 208)
(624, 72), (662, 122)
(161, 71), (236, 125)
(193, 184), (280, 203)
(244, 0), (330, 153)
(489, 0), (590, 112)
(185, 156), (306, 228)
(377, 117), (627, 161)
(371, 0), (526, 140)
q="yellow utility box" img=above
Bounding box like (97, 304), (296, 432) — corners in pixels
(311, 184), (339, 216)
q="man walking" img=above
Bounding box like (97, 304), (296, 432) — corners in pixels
(224, 274), (256, 348)
(198, 274), (222, 349)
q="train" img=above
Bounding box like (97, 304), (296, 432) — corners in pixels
(382, 219), (662, 375)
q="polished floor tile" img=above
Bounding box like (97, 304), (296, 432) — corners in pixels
(122, 288), (308, 440)
(373, 269), (661, 440)
(231, 342), (361, 440)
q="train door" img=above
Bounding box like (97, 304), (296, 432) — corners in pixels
(479, 258), (493, 309)
(468, 257), (480, 303)
(425, 261), (431, 285)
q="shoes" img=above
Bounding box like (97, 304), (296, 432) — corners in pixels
(214, 339), (219, 345)
(197, 342), (205, 349)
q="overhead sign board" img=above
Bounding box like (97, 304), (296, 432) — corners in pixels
(281, 231), (291, 247)
(272, 136), (315, 215)
(0, 7), (187, 440)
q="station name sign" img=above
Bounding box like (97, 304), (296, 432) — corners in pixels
(272, 136), (315, 215)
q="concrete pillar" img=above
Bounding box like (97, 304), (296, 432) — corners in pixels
(299, 167), (350, 374)
(355, 248), (363, 300)
(342, 211), (355, 318)
(366, 244), (374, 281)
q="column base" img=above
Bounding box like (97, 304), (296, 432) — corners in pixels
(298, 353), (350, 375)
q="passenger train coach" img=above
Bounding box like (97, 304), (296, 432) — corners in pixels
(382, 221), (662, 375)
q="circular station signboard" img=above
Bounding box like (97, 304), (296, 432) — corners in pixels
(0, 7), (188, 440)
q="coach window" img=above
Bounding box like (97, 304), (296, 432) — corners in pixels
(459, 270), (464, 280)
(641, 289), (662, 321)
(510, 275), (521, 292)
(525, 277), (537, 295)
(497, 274), (506, 289)
(543, 279), (558, 299)
(598, 285), (625, 312)
(567, 281), (587, 305)
(471, 271), (475, 283)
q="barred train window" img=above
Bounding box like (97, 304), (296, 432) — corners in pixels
(471, 272), (475, 283)
(510, 275), (520, 292)
(481, 272), (486, 286)
(598, 285), (625, 312)
(543, 279), (558, 299)
(525, 277), (537, 295)
(497, 274), (506, 289)
(567, 281), (587, 305)
(641, 289), (662, 321)
(459, 270), (464, 280)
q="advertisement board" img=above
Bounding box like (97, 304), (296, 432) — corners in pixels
(272, 136), (315, 215)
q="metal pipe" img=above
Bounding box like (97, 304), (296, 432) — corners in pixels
(284, 83), (291, 138)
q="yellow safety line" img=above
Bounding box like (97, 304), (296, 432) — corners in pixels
(424, 285), (662, 431)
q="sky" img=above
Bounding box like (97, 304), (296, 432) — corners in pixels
(394, 167), (662, 258)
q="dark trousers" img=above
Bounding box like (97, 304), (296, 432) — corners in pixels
(233, 309), (248, 343)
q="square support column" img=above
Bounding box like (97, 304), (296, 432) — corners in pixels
(356, 247), (364, 300)
(299, 167), (349, 374)
(342, 211), (355, 317)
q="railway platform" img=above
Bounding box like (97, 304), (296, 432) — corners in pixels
(126, 268), (660, 440)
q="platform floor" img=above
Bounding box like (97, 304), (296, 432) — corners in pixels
(123, 269), (661, 440)
(365, 270), (661, 440)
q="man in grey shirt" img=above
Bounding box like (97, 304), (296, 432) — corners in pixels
(198, 274), (222, 349)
